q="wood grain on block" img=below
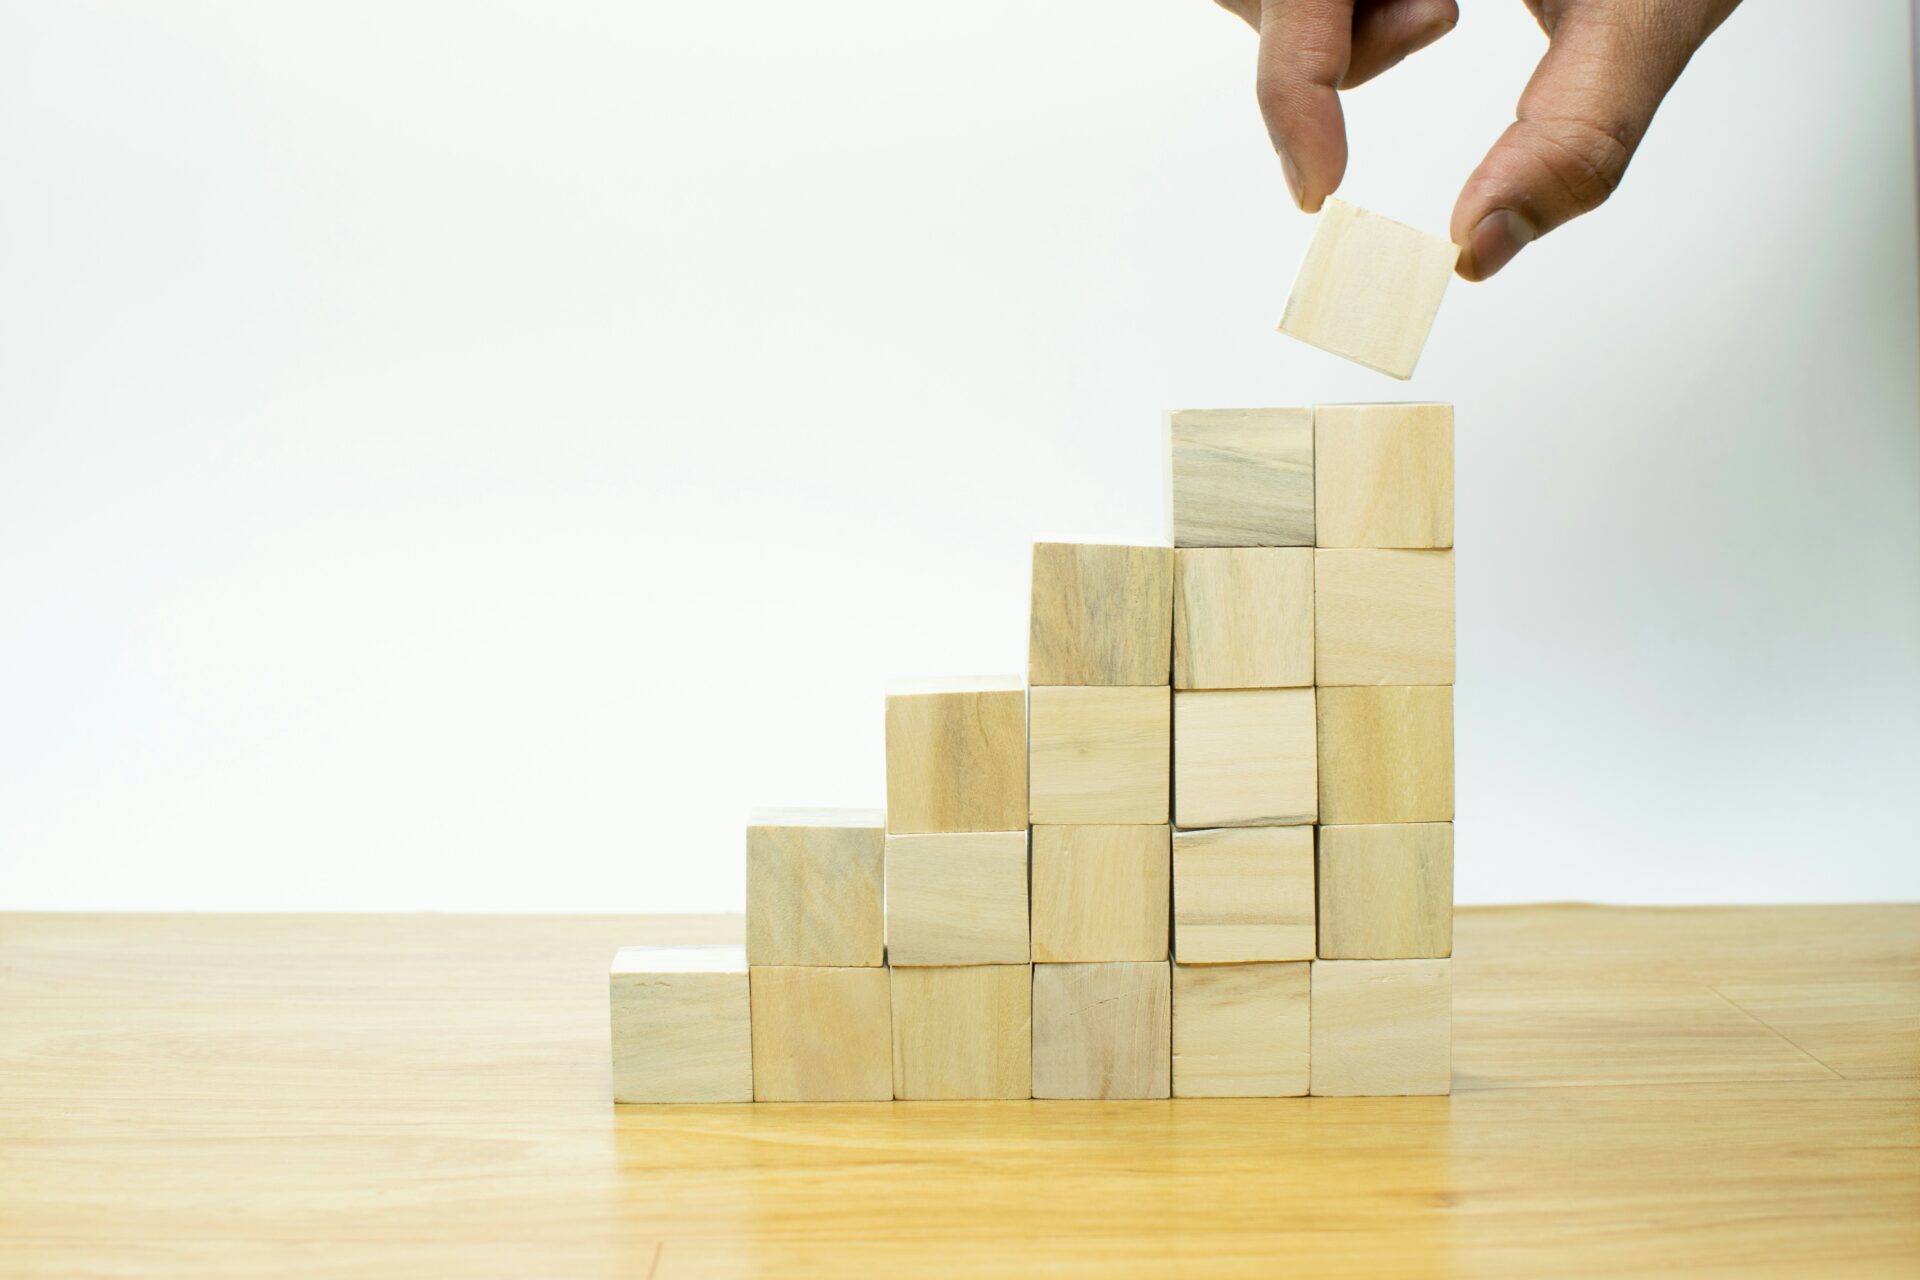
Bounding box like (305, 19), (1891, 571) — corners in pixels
(1174, 548), (1314, 690)
(1277, 199), (1459, 380)
(1029, 542), (1174, 687)
(1172, 825), (1316, 963)
(1172, 689), (1316, 829)
(1313, 549), (1455, 686)
(1030, 825), (1170, 963)
(1311, 959), (1452, 1096)
(1316, 685), (1453, 824)
(889, 965), (1033, 1100)
(609, 945), (752, 1103)
(1029, 685), (1170, 825)
(746, 808), (885, 967)
(885, 677), (1027, 834)
(1317, 823), (1453, 959)
(1031, 962), (1171, 1100)
(1314, 402), (1453, 548)
(1172, 961), (1310, 1097)
(749, 966), (893, 1102)
(1166, 407), (1315, 548)
(884, 831), (1030, 967)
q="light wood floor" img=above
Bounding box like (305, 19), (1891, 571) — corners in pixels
(2, 906), (1915, 1278)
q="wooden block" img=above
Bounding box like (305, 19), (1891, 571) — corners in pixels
(1277, 199), (1459, 380)
(1030, 825), (1170, 963)
(889, 965), (1032, 1099)
(1173, 548), (1314, 689)
(1314, 402), (1453, 548)
(1172, 689), (1316, 829)
(1313, 549), (1455, 686)
(885, 677), (1027, 834)
(1172, 825), (1316, 963)
(1029, 542), (1174, 686)
(609, 945), (752, 1103)
(1165, 408), (1314, 548)
(1316, 685), (1453, 824)
(1310, 959), (1452, 1096)
(746, 808), (885, 967)
(1028, 686), (1170, 825)
(748, 965), (893, 1101)
(1317, 823), (1453, 959)
(884, 831), (1030, 966)
(1031, 962), (1171, 1099)
(1171, 961), (1310, 1097)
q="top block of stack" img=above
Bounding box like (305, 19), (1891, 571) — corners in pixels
(1166, 408), (1314, 548)
(885, 676), (1027, 833)
(1029, 541), (1174, 685)
(1315, 403), (1452, 549)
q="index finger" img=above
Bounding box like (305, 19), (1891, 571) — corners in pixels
(1255, 0), (1356, 211)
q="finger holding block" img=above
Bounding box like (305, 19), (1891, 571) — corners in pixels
(1317, 823), (1453, 959)
(610, 945), (752, 1103)
(885, 831), (1030, 966)
(746, 808), (885, 967)
(890, 965), (1033, 1100)
(1031, 962), (1171, 1100)
(1174, 548), (1314, 690)
(1316, 685), (1453, 824)
(1029, 686), (1171, 825)
(1173, 689), (1317, 829)
(1030, 825), (1170, 963)
(1277, 199), (1459, 380)
(1172, 825), (1316, 963)
(885, 677), (1027, 834)
(1314, 403), (1453, 549)
(1165, 408), (1314, 549)
(749, 966), (893, 1101)
(1029, 542), (1174, 687)
(1313, 549), (1455, 686)
(1172, 961), (1310, 1097)
(1310, 959), (1452, 1096)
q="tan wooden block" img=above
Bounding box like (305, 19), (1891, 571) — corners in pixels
(1316, 685), (1453, 824)
(1173, 548), (1314, 690)
(889, 965), (1033, 1099)
(1031, 962), (1171, 1099)
(1314, 402), (1453, 548)
(1317, 823), (1453, 959)
(609, 945), (752, 1103)
(1172, 961), (1310, 1097)
(1277, 199), (1459, 380)
(748, 965), (893, 1101)
(885, 677), (1027, 834)
(1165, 407), (1314, 548)
(1028, 686), (1170, 825)
(1029, 542), (1174, 687)
(1310, 959), (1452, 1096)
(1172, 689), (1316, 829)
(1030, 825), (1170, 963)
(745, 808), (885, 967)
(884, 831), (1030, 966)
(1172, 825), (1316, 963)
(1313, 549), (1455, 686)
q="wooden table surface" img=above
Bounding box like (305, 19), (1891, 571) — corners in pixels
(3, 906), (1915, 1278)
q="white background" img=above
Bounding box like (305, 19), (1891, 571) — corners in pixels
(3, 2), (1917, 912)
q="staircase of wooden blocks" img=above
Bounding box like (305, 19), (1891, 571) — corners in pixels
(610, 403), (1454, 1102)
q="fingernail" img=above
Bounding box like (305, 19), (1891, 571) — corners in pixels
(1466, 208), (1536, 279)
(1278, 148), (1305, 211)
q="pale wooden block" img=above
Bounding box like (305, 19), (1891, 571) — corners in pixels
(1171, 961), (1310, 1097)
(1316, 685), (1453, 824)
(889, 965), (1032, 1099)
(746, 808), (885, 967)
(1313, 549), (1455, 686)
(884, 831), (1030, 966)
(748, 965), (893, 1102)
(1317, 823), (1453, 959)
(1030, 825), (1169, 963)
(1173, 548), (1314, 690)
(1165, 408), (1314, 548)
(609, 945), (752, 1103)
(1172, 689), (1316, 829)
(1031, 962), (1171, 1099)
(1028, 686), (1170, 825)
(1314, 402), (1453, 548)
(1310, 959), (1452, 1096)
(1172, 825), (1316, 963)
(1277, 199), (1459, 380)
(885, 677), (1027, 834)
(1029, 542), (1174, 687)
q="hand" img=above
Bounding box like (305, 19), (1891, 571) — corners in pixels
(1215, 0), (1742, 279)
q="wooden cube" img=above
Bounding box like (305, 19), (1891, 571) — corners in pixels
(1277, 199), (1459, 380)
(1314, 402), (1452, 548)
(1172, 961), (1310, 1097)
(885, 677), (1027, 834)
(1313, 549), (1455, 686)
(1316, 685), (1453, 824)
(749, 966), (893, 1101)
(1031, 962), (1171, 1099)
(1317, 823), (1453, 959)
(1310, 959), (1452, 1096)
(1172, 825), (1315, 963)
(1172, 689), (1316, 829)
(1165, 407), (1314, 548)
(1029, 542), (1174, 686)
(1174, 547), (1314, 689)
(610, 945), (752, 1103)
(746, 808), (885, 967)
(1030, 825), (1169, 963)
(1029, 686), (1170, 825)
(884, 831), (1030, 966)
(889, 965), (1033, 1099)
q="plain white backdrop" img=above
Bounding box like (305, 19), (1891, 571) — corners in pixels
(3, 2), (1917, 911)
